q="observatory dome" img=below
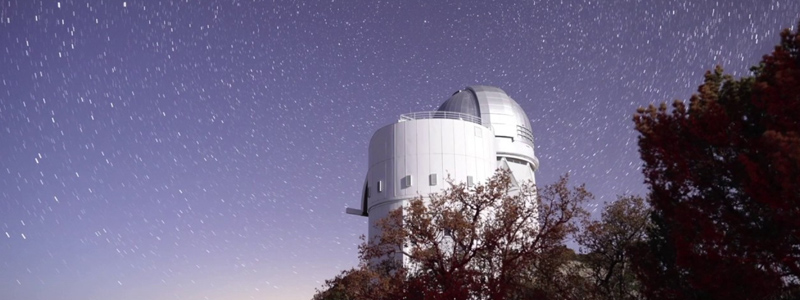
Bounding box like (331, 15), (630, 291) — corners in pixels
(437, 89), (481, 118)
(438, 85), (533, 134)
(348, 84), (540, 246)
(438, 85), (538, 169)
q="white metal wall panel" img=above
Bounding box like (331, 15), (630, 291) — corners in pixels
(365, 118), (498, 243)
(429, 119), (443, 154)
(440, 120), (455, 156)
(453, 123), (466, 157)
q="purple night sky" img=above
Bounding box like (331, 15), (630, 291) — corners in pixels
(1, 0), (797, 299)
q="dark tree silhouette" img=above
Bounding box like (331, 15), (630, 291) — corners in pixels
(632, 24), (800, 300)
(577, 196), (650, 300)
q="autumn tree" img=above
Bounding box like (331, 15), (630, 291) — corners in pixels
(314, 169), (591, 300)
(632, 23), (800, 299)
(576, 195), (650, 300)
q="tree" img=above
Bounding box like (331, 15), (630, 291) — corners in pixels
(632, 23), (800, 300)
(314, 169), (592, 300)
(576, 195), (650, 300)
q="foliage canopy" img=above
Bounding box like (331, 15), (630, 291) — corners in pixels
(315, 169), (591, 300)
(632, 24), (800, 300)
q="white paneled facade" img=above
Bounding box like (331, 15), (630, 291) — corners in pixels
(364, 119), (496, 240)
(347, 85), (540, 245)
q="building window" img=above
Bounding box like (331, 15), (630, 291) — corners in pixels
(377, 180), (383, 193)
(467, 176), (474, 187)
(429, 174), (437, 186)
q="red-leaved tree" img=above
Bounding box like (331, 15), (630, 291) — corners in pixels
(314, 169), (591, 300)
(632, 24), (800, 300)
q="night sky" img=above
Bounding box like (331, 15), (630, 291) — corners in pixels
(1, 0), (797, 299)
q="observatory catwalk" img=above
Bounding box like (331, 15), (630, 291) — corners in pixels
(347, 85), (539, 244)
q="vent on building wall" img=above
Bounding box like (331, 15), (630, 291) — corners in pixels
(517, 125), (534, 146)
(402, 175), (413, 188)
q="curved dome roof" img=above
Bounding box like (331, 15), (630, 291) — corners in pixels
(437, 89), (481, 118)
(438, 85), (538, 169)
(437, 85), (532, 133)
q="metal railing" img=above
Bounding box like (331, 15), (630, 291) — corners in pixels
(399, 111), (482, 125)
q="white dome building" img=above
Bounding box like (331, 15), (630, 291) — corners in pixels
(346, 85), (539, 243)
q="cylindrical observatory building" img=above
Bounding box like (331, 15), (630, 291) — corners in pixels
(346, 85), (540, 243)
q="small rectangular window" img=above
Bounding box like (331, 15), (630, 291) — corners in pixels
(429, 174), (437, 186)
(467, 176), (474, 187)
(377, 180), (383, 193)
